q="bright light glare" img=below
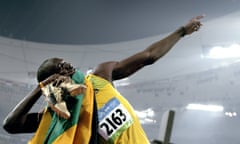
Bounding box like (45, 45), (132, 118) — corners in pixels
(208, 44), (240, 59)
(186, 104), (224, 112)
(233, 112), (237, 116)
(135, 108), (155, 118)
(135, 108), (156, 124)
(114, 78), (130, 87)
(225, 112), (237, 117)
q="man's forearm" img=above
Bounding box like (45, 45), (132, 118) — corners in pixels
(144, 26), (185, 62)
(3, 85), (42, 131)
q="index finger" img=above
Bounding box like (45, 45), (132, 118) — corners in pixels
(191, 15), (205, 22)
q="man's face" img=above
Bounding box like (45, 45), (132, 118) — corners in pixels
(57, 60), (75, 76)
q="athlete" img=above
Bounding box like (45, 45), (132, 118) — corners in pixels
(3, 15), (203, 144)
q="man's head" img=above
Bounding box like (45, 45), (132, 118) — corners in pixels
(37, 57), (75, 82)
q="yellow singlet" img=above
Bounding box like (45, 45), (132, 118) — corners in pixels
(87, 74), (150, 144)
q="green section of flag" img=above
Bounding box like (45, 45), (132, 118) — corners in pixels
(44, 70), (85, 144)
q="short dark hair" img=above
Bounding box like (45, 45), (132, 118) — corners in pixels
(37, 57), (62, 82)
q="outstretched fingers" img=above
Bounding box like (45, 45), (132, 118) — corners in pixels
(190, 15), (205, 31)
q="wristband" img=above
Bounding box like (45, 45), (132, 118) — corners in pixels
(180, 26), (187, 37)
(39, 82), (44, 88)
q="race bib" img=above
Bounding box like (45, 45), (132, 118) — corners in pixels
(98, 98), (133, 142)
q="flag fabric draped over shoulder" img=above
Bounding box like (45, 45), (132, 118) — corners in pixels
(28, 70), (94, 144)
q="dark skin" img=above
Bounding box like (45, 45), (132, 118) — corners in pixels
(3, 16), (203, 134)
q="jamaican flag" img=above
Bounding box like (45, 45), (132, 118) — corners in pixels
(28, 70), (94, 144)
